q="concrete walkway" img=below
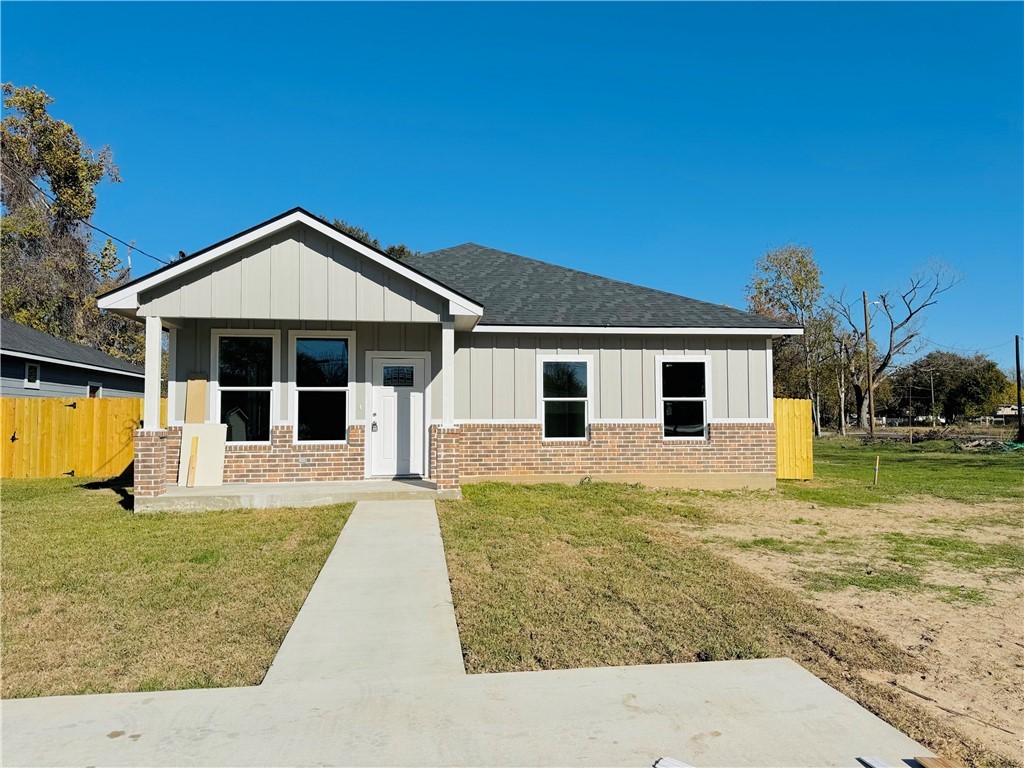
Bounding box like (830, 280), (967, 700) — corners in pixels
(2, 500), (931, 767)
(263, 499), (465, 684)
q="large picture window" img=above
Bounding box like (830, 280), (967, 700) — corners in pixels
(293, 337), (349, 442)
(659, 357), (709, 439)
(540, 358), (590, 439)
(217, 335), (274, 442)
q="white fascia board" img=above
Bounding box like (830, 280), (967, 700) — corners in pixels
(473, 324), (803, 336)
(1, 350), (145, 378)
(97, 211), (484, 318)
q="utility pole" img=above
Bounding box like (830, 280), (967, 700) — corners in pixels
(930, 371), (936, 427)
(863, 291), (875, 437)
(1016, 334), (1023, 443)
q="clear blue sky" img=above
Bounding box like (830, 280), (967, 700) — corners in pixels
(3, 2), (1021, 368)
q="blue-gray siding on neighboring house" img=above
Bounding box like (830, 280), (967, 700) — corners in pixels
(0, 354), (144, 399)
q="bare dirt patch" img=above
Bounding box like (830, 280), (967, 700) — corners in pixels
(689, 494), (1024, 762)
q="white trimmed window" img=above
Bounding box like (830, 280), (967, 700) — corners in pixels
(657, 356), (711, 440)
(290, 333), (351, 443)
(214, 332), (278, 443)
(538, 356), (592, 440)
(24, 362), (40, 389)
(88, 382), (102, 398)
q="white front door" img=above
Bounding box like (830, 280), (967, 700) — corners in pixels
(370, 358), (425, 477)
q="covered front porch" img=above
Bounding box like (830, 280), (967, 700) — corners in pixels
(95, 210), (482, 509)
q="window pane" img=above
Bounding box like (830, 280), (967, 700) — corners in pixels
(297, 390), (347, 441)
(383, 365), (414, 387)
(543, 361), (587, 398)
(26, 364), (38, 384)
(296, 338), (348, 387)
(664, 400), (706, 438)
(221, 390), (271, 442)
(219, 337), (273, 387)
(662, 361), (705, 398)
(544, 400), (586, 438)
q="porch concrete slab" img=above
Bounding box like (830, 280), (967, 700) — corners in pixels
(1, 659), (929, 767)
(261, 499), (466, 685)
(135, 479), (459, 513)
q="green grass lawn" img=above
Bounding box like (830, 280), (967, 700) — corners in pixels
(779, 438), (1024, 507)
(1, 478), (349, 698)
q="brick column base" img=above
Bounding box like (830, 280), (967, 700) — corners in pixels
(430, 426), (461, 491)
(133, 429), (168, 499)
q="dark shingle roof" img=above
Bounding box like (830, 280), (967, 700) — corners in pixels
(406, 243), (794, 329)
(0, 319), (144, 376)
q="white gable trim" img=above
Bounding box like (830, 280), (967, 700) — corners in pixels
(473, 324), (802, 336)
(97, 210), (484, 319)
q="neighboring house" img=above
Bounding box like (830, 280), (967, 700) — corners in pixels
(0, 318), (144, 399)
(97, 208), (801, 500)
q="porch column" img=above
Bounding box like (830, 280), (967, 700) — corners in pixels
(441, 318), (455, 427)
(433, 317), (460, 495)
(143, 315), (163, 430)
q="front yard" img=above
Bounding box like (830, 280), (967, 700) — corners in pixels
(1, 478), (350, 697)
(1, 440), (1019, 767)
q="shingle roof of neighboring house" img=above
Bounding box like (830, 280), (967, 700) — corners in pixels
(0, 318), (144, 376)
(406, 243), (796, 329)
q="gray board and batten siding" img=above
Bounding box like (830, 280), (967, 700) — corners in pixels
(454, 332), (771, 422)
(170, 319), (443, 424)
(171, 320), (770, 425)
(138, 224), (444, 323)
(0, 355), (144, 399)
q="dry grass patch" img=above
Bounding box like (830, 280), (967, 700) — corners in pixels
(1, 478), (349, 698)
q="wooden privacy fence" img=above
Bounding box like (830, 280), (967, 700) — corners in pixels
(1, 397), (167, 480)
(774, 398), (813, 479)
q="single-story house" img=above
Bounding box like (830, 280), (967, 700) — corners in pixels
(97, 208), (800, 500)
(0, 318), (144, 399)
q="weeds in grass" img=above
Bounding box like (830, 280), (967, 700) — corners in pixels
(882, 533), (1024, 572)
(802, 564), (991, 605)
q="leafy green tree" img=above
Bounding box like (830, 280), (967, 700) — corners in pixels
(887, 351), (1010, 423)
(329, 218), (418, 261)
(1, 83), (142, 363)
(746, 244), (833, 434)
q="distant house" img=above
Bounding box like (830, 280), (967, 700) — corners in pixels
(0, 318), (144, 399)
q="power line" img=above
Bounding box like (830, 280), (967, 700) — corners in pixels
(919, 336), (1012, 355)
(1, 158), (172, 267)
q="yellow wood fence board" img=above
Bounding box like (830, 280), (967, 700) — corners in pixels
(0, 397), (168, 480)
(774, 398), (813, 479)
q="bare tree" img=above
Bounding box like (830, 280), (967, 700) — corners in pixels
(829, 261), (960, 428)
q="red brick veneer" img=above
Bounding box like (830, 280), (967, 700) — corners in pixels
(133, 429), (168, 498)
(429, 426), (461, 490)
(163, 424), (365, 484)
(454, 421), (776, 479)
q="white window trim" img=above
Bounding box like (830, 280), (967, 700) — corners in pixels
(287, 330), (356, 445)
(655, 354), (713, 441)
(537, 354), (594, 441)
(24, 361), (40, 389)
(87, 381), (103, 398)
(210, 329), (281, 445)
